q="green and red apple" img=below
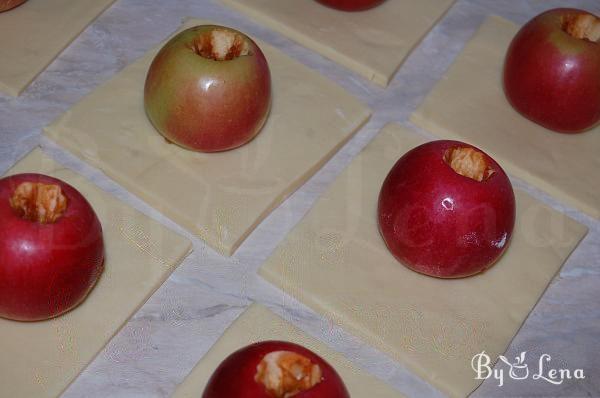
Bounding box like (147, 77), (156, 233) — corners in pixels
(144, 25), (272, 152)
(504, 8), (600, 133)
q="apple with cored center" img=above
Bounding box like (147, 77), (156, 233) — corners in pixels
(315, 0), (385, 12)
(144, 25), (271, 152)
(0, 0), (26, 12)
(202, 341), (350, 397)
(504, 8), (600, 133)
(378, 141), (516, 278)
(0, 173), (104, 321)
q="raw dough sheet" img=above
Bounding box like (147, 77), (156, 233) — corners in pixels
(172, 304), (403, 398)
(0, 149), (192, 398)
(44, 18), (371, 256)
(0, 0), (116, 96)
(219, 0), (456, 87)
(410, 16), (600, 220)
(260, 124), (588, 398)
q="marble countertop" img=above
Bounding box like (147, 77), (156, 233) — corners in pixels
(1, 0), (599, 397)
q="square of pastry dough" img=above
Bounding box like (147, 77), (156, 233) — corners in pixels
(0, 0), (116, 96)
(44, 18), (371, 256)
(411, 16), (600, 220)
(172, 304), (403, 398)
(0, 148), (192, 398)
(260, 124), (588, 398)
(219, 0), (456, 87)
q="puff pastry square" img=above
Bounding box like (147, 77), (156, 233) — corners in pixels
(0, 149), (192, 398)
(172, 304), (403, 398)
(44, 19), (371, 256)
(260, 123), (587, 397)
(0, 0), (116, 96)
(220, 0), (456, 86)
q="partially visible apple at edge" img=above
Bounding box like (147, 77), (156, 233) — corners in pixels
(504, 8), (600, 133)
(0, 0), (27, 12)
(315, 0), (385, 12)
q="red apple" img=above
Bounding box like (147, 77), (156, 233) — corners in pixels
(0, 173), (104, 321)
(0, 0), (26, 12)
(203, 341), (350, 398)
(378, 141), (516, 278)
(503, 8), (600, 133)
(315, 0), (385, 12)
(144, 25), (272, 152)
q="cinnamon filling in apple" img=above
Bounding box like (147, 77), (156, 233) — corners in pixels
(255, 351), (323, 398)
(192, 29), (251, 61)
(444, 147), (495, 182)
(562, 14), (600, 42)
(9, 182), (67, 223)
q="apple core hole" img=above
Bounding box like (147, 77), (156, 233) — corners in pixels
(255, 351), (323, 398)
(192, 28), (251, 61)
(444, 147), (495, 182)
(9, 182), (67, 224)
(562, 13), (600, 42)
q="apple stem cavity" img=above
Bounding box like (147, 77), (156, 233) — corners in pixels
(9, 182), (67, 224)
(444, 147), (495, 182)
(255, 351), (323, 398)
(193, 29), (251, 61)
(563, 14), (600, 42)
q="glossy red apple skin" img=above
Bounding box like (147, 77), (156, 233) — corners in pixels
(377, 141), (516, 278)
(0, 0), (26, 12)
(144, 25), (272, 152)
(316, 0), (385, 12)
(0, 174), (104, 321)
(203, 341), (350, 398)
(503, 8), (600, 133)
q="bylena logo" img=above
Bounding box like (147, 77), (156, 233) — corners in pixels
(471, 351), (585, 387)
